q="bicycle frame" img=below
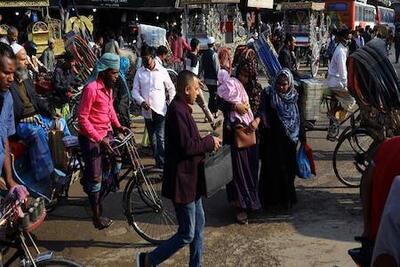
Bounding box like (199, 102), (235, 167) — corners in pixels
(114, 132), (162, 207)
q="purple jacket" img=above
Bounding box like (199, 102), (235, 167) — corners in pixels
(162, 96), (215, 204)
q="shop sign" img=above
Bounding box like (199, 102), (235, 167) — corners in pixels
(0, 0), (49, 7)
(247, 0), (273, 9)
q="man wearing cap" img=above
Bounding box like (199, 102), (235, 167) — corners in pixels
(9, 44), (71, 184)
(41, 38), (56, 71)
(78, 53), (128, 230)
(200, 36), (220, 118)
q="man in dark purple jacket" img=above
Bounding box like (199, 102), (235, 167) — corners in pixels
(136, 71), (221, 267)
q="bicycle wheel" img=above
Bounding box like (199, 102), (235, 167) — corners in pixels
(333, 128), (379, 187)
(124, 169), (177, 244)
(36, 257), (82, 267)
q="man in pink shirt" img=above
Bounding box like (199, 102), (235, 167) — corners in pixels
(169, 28), (190, 64)
(78, 53), (127, 230)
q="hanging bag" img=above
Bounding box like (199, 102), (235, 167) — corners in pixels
(48, 118), (68, 171)
(297, 144), (312, 179)
(234, 125), (256, 149)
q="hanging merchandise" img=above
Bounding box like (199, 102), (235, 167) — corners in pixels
(254, 34), (282, 80)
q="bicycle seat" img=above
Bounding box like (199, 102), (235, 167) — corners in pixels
(62, 136), (79, 148)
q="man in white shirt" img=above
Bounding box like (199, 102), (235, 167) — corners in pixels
(0, 26), (18, 46)
(327, 27), (356, 140)
(133, 45), (176, 168)
(354, 29), (365, 48)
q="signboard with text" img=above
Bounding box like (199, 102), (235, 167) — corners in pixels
(247, 0), (273, 9)
(0, 0), (49, 7)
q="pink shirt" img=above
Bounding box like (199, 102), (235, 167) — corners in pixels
(78, 79), (121, 142)
(169, 36), (190, 62)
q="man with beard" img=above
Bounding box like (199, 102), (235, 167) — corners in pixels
(9, 44), (70, 183)
(78, 53), (128, 230)
(0, 42), (29, 199)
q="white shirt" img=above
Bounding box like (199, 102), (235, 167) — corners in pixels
(327, 43), (348, 90)
(354, 36), (365, 48)
(132, 63), (176, 119)
(155, 56), (163, 66)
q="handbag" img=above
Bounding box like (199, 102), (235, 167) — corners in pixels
(234, 126), (256, 148)
(204, 145), (233, 198)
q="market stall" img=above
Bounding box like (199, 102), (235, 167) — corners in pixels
(180, 0), (247, 50)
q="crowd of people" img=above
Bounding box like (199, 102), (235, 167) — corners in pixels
(0, 18), (399, 266)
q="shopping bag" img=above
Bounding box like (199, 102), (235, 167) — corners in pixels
(48, 119), (68, 171)
(303, 143), (316, 175)
(297, 144), (312, 179)
(204, 145), (233, 198)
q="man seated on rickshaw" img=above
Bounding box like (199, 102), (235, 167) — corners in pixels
(8, 44), (70, 183)
(78, 53), (128, 230)
(0, 42), (28, 200)
(52, 51), (81, 111)
(326, 27), (356, 140)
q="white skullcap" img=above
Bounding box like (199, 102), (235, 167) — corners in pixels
(11, 43), (24, 55)
(207, 36), (215, 45)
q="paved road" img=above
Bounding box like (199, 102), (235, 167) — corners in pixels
(10, 51), (400, 267)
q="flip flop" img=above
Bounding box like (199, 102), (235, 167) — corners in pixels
(94, 217), (113, 230)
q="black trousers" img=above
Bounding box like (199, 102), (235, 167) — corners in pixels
(207, 84), (218, 114)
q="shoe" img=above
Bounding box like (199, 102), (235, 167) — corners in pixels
(327, 122), (339, 141)
(235, 211), (248, 225)
(211, 119), (222, 130)
(136, 252), (147, 267)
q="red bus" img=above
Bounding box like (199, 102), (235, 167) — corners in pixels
(325, 0), (376, 29)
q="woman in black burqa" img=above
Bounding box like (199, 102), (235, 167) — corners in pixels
(254, 68), (306, 210)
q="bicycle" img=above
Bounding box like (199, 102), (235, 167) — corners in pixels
(0, 195), (82, 266)
(307, 92), (381, 187)
(115, 131), (177, 245)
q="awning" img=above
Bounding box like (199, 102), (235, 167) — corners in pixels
(180, 0), (239, 4)
(0, 0), (49, 7)
(50, 0), (179, 10)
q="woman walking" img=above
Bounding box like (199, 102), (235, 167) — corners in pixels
(218, 59), (261, 224)
(254, 68), (306, 210)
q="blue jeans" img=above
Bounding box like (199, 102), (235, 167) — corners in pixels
(149, 199), (205, 267)
(144, 111), (165, 168)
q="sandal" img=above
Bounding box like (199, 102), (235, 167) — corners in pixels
(235, 211), (248, 225)
(93, 217), (113, 230)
